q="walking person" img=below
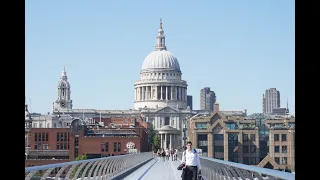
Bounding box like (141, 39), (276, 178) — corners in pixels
(161, 149), (166, 161)
(153, 148), (157, 159)
(181, 141), (201, 180)
(174, 149), (178, 161)
(165, 148), (170, 160)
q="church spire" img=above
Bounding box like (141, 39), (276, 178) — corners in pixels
(61, 66), (67, 80)
(155, 18), (167, 51)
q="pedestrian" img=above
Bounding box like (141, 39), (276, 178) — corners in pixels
(181, 141), (201, 180)
(161, 149), (166, 161)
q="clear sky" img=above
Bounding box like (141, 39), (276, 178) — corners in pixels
(26, 0), (295, 115)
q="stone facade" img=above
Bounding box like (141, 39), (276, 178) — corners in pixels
(187, 102), (295, 172)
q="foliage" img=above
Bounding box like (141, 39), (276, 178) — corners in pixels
(153, 135), (160, 149)
(71, 154), (87, 178)
(149, 125), (160, 150)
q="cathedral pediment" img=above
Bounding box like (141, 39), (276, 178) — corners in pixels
(155, 106), (179, 114)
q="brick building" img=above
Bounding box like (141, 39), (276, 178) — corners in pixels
(25, 117), (151, 169)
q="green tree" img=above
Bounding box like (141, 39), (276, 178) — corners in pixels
(153, 134), (160, 149)
(149, 125), (160, 150)
(71, 154), (87, 178)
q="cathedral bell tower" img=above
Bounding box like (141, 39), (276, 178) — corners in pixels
(53, 66), (73, 112)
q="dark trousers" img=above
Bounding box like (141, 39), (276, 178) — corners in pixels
(185, 166), (198, 180)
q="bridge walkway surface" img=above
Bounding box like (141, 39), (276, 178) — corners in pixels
(123, 157), (183, 180)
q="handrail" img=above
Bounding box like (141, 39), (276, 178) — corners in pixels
(177, 152), (294, 180)
(25, 152), (153, 180)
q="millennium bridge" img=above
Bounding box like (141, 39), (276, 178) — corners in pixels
(25, 152), (295, 180)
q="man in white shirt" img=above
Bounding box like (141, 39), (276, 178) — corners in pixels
(181, 141), (201, 180)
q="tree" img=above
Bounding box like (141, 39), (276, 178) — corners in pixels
(71, 154), (87, 178)
(153, 135), (160, 149)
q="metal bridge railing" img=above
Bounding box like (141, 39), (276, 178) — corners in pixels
(25, 152), (152, 180)
(177, 152), (295, 180)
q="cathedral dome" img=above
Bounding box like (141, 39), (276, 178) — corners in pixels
(141, 50), (180, 71)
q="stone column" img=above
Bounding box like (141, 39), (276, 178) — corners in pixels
(145, 86), (147, 100)
(161, 86), (163, 100)
(170, 134), (172, 150)
(160, 133), (163, 149)
(171, 86), (173, 100)
(177, 87), (179, 100)
(166, 86), (168, 100)
(185, 88), (187, 102)
(179, 87), (182, 101)
(182, 87), (185, 101)
(140, 87), (142, 100)
(208, 133), (213, 158)
(156, 86), (159, 100)
(224, 133), (229, 161)
(165, 133), (167, 149)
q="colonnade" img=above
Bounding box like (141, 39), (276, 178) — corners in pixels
(135, 85), (187, 102)
(159, 133), (179, 150)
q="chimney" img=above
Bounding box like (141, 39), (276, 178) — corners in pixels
(213, 101), (219, 113)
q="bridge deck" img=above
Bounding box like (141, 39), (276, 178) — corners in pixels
(124, 157), (182, 180)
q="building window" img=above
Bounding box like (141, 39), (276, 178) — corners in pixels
(275, 157), (280, 164)
(281, 134), (287, 141)
(57, 144), (60, 149)
(114, 142), (117, 152)
(118, 142), (121, 152)
(196, 123), (206, 129)
(214, 134), (224, 140)
(47, 123), (50, 128)
(228, 134), (239, 163)
(35, 133), (38, 142)
(64, 133), (67, 141)
(101, 143), (105, 152)
(274, 146), (280, 153)
(39, 123), (43, 128)
(243, 134), (248, 142)
(243, 145), (249, 153)
(197, 134), (208, 154)
(75, 136), (79, 146)
(42, 133), (45, 141)
(249, 146), (255, 153)
(243, 157), (249, 165)
(274, 134), (279, 141)
(106, 143), (109, 152)
(34, 144), (38, 150)
(250, 157), (256, 165)
(53, 123), (57, 128)
(282, 146), (287, 153)
(33, 123), (37, 128)
(214, 146), (224, 152)
(250, 134), (255, 141)
(226, 123), (238, 130)
(164, 117), (170, 125)
(57, 133), (60, 141)
(46, 133), (48, 141)
(282, 157), (287, 164)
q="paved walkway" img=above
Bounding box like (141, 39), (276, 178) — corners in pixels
(123, 157), (183, 180)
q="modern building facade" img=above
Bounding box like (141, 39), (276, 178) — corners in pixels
(187, 95), (193, 110)
(262, 88), (280, 114)
(200, 87), (216, 112)
(188, 102), (295, 172)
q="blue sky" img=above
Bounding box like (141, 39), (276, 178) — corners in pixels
(26, 0), (295, 115)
